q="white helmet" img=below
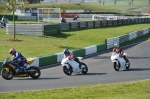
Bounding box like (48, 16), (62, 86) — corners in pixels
(114, 43), (119, 48)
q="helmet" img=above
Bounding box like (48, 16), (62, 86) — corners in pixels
(63, 48), (70, 55)
(114, 43), (119, 48)
(9, 48), (16, 55)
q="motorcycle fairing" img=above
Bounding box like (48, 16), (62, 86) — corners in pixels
(77, 57), (83, 61)
(111, 52), (126, 68)
(15, 73), (29, 77)
(27, 60), (34, 64)
(117, 57), (126, 68)
(67, 60), (81, 71)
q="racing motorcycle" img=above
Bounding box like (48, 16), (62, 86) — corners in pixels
(73, 15), (79, 20)
(1, 18), (9, 28)
(61, 56), (88, 75)
(110, 52), (130, 71)
(0, 21), (5, 28)
(1, 57), (41, 80)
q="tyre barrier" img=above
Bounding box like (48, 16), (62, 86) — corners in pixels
(106, 28), (150, 49)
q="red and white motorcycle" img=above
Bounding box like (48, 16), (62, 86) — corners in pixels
(61, 56), (88, 75)
(111, 52), (130, 71)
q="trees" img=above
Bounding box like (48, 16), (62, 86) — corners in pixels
(127, 0), (134, 5)
(131, 0), (134, 5)
(114, 0), (117, 5)
(2, 0), (28, 39)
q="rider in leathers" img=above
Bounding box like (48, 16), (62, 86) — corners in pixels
(9, 48), (27, 73)
(113, 44), (129, 63)
(63, 48), (81, 68)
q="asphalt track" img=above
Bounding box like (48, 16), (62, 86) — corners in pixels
(0, 40), (150, 92)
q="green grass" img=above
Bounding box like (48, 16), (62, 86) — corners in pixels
(0, 79), (150, 99)
(2, 0), (150, 14)
(0, 23), (150, 61)
(88, 0), (150, 14)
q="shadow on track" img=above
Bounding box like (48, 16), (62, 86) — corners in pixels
(72, 73), (107, 76)
(91, 56), (150, 60)
(13, 77), (62, 80)
(123, 68), (150, 71)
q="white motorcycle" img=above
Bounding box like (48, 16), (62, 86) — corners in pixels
(110, 52), (130, 71)
(61, 56), (88, 75)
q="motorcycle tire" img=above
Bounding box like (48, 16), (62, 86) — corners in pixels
(28, 66), (41, 79)
(1, 68), (14, 80)
(81, 62), (88, 74)
(114, 61), (120, 71)
(63, 66), (73, 75)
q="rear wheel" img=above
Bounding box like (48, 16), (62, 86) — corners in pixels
(63, 66), (73, 75)
(126, 59), (130, 70)
(114, 61), (120, 71)
(29, 67), (41, 79)
(81, 63), (88, 74)
(1, 68), (14, 80)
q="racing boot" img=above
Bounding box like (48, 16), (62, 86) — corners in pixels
(74, 57), (81, 69)
(79, 62), (82, 69)
(15, 67), (20, 75)
(124, 56), (129, 65)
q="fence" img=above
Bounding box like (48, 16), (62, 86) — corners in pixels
(44, 24), (61, 36)
(6, 24), (61, 36)
(6, 18), (150, 36)
(6, 24), (43, 36)
(61, 18), (150, 31)
(105, 28), (150, 49)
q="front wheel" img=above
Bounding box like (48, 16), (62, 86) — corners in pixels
(81, 63), (88, 74)
(1, 68), (14, 80)
(63, 66), (73, 75)
(114, 61), (120, 71)
(28, 66), (41, 79)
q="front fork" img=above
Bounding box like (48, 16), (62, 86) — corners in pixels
(63, 64), (70, 69)
(3, 67), (10, 73)
(112, 59), (119, 66)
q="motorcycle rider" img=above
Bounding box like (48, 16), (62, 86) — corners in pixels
(63, 48), (81, 68)
(9, 48), (27, 73)
(113, 43), (129, 63)
(73, 15), (79, 20)
(1, 16), (6, 27)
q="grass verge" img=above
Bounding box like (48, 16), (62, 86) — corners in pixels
(0, 79), (150, 99)
(0, 23), (150, 61)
